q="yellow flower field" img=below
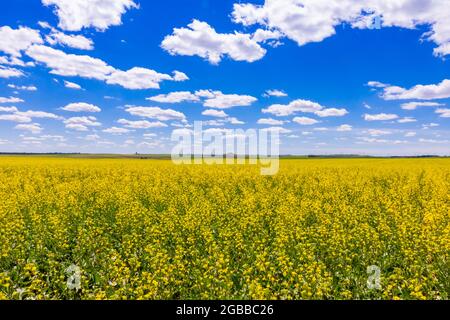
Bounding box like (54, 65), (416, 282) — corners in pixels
(0, 157), (449, 300)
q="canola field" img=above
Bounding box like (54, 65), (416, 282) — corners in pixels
(0, 157), (449, 300)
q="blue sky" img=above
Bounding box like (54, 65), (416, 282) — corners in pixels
(0, 0), (449, 155)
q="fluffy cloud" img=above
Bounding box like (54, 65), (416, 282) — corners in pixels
(125, 106), (186, 122)
(0, 106), (18, 112)
(292, 116), (319, 125)
(64, 80), (82, 90)
(261, 126), (292, 134)
(26, 45), (114, 80)
(147, 90), (256, 109)
(364, 113), (399, 121)
(404, 132), (416, 137)
(337, 124), (352, 132)
(15, 123), (43, 133)
(367, 129), (392, 137)
(252, 29), (283, 43)
(0, 97), (24, 103)
(161, 20), (266, 64)
(172, 71), (189, 82)
(0, 56), (35, 67)
(201, 91), (257, 109)
(262, 99), (347, 117)
(202, 109), (228, 118)
(382, 79), (450, 100)
(0, 114), (32, 123)
(42, 0), (138, 31)
(367, 81), (388, 88)
(257, 118), (284, 125)
(232, 0), (450, 57)
(436, 108), (450, 118)
(397, 117), (417, 123)
(263, 99), (323, 116)
(102, 127), (130, 134)
(26, 45), (185, 89)
(15, 110), (61, 120)
(8, 84), (37, 91)
(263, 89), (287, 97)
(401, 101), (444, 110)
(64, 116), (101, 131)
(62, 102), (101, 112)
(106, 68), (187, 90)
(0, 26), (43, 57)
(46, 30), (94, 50)
(147, 91), (200, 103)
(315, 108), (348, 117)
(117, 118), (168, 129)
(0, 66), (24, 78)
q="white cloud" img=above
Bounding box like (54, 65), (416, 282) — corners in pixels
(315, 108), (348, 117)
(422, 123), (439, 130)
(0, 26), (43, 57)
(26, 45), (114, 80)
(148, 90), (256, 109)
(0, 97), (24, 104)
(436, 108), (450, 118)
(42, 0), (138, 31)
(261, 126), (291, 134)
(367, 129), (392, 137)
(161, 19), (266, 64)
(64, 116), (101, 131)
(228, 117), (245, 125)
(263, 89), (287, 97)
(16, 110), (61, 120)
(202, 109), (228, 118)
(106, 67), (184, 90)
(125, 106), (186, 122)
(15, 123), (43, 133)
(62, 102), (101, 112)
(358, 137), (406, 144)
(0, 114), (32, 123)
(8, 84), (37, 91)
(147, 91), (200, 103)
(364, 113), (399, 121)
(46, 30), (94, 50)
(64, 80), (82, 90)
(117, 119), (167, 129)
(0, 106), (18, 112)
(397, 117), (417, 123)
(293, 116), (319, 125)
(26, 45), (184, 90)
(401, 101), (444, 110)
(419, 138), (449, 144)
(232, 0), (450, 57)
(252, 29), (283, 43)
(367, 81), (388, 88)
(0, 66), (24, 78)
(172, 70), (189, 82)
(102, 127), (130, 134)
(337, 124), (352, 132)
(262, 99), (347, 117)
(263, 99), (323, 116)
(257, 118), (284, 125)
(0, 56), (35, 67)
(84, 134), (100, 141)
(405, 132), (416, 137)
(202, 91), (257, 109)
(382, 79), (450, 100)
